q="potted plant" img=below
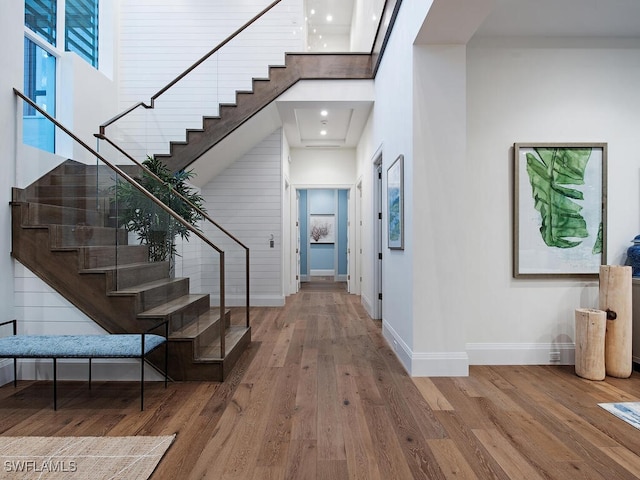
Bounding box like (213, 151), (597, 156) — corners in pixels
(114, 156), (206, 264)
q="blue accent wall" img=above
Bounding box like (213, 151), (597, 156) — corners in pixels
(338, 189), (348, 275)
(299, 189), (348, 278)
(310, 243), (334, 270)
(309, 189), (335, 214)
(309, 189), (335, 271)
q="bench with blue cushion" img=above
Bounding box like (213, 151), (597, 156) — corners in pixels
(0, 319), (168, 410)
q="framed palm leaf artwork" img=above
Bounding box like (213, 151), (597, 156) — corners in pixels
(513, 143), (607, 278)
(387, 155), (404, 250)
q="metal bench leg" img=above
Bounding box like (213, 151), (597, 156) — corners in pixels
(140, 357), (144, 411)
(53, 358), (57, 411)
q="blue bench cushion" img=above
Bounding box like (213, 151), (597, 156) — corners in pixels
(0, 334), (166, 358)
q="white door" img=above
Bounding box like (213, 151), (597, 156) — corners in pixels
(374, 159), (383, 319)
(296, 190), (301, 292)
(346, 189), (351, 292)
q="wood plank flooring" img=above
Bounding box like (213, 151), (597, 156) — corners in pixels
(1, 281), (639, 479)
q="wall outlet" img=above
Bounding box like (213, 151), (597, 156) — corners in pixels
(549, 351), (561, 362)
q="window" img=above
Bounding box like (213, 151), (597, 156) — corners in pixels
(66, 0), (99, 67)
(23, 37), (56, 152)
(23, 0), (100, 153)
(25, 0), (57, 46)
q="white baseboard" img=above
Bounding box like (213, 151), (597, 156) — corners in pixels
(310, 269), (335, 276)
(361, 294), (375, 319)
(336, 274), (348, 282)
(466, 342), (575, 365)
(211, 295), (286, 307)
(0, 359), (13, 386)
(382, 321), (469, 377)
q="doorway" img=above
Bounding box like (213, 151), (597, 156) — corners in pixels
(373, 155), (383, 320)
(297, 188), (350, 290)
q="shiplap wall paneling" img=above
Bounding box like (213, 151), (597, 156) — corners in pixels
(200, 130), (283, 306)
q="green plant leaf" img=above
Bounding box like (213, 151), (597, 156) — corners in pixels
(593, 222), (603, 255)
(113, 156), (206, 262)
(525, 147), (592, 249)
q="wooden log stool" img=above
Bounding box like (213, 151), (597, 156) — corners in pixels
(599, 265), (633, 379)
(575, 308), (606, 381)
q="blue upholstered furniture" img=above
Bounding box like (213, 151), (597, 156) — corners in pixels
(0, 319), (168, 410)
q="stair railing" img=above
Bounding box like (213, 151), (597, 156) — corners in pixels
(97, 0), (295, 163)
(96, 0), (402, 169)
(96, 133), (250, 329)
(14, 88), (236, 360)
(99, 0), (283, 136)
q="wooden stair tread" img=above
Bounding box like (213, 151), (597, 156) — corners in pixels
(168, 308), (226, 339)
(110, 277), (187, 295)
(80, 261), (160, 273)
(138, 294), (209, 318)
(196, 326), (250, 360)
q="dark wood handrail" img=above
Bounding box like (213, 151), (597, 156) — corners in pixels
(99, 0), (283, 135)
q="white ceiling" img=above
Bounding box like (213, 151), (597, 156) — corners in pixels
(473, 0), (640, 39)
(278, 100), (372, 149)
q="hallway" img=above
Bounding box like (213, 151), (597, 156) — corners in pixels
(1, 288), (639, 479)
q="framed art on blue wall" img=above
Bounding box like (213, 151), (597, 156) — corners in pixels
(309, 214), (335, 244)
(513, 143), (607, 278)
(387, 154), (404, 250)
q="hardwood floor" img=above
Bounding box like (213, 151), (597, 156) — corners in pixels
(1, 284), (640, 479)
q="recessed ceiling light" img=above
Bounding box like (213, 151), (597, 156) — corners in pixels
(321, 110), (328, 117)
(310, 9), (315, 15)
(320, 130), (327, 136)
(326, 14), (333, 22)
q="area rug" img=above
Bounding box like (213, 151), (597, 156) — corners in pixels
(598, 402), (640, 430)
(0, 435), (175, 479)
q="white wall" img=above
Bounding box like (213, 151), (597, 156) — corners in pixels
(465, 38), (640, 364)
(411, 44), (469, 375)
(282, 132), (295, 295)
(0, 1), (24, 385)
(115, 0), (304, 160)
(355, 115), (377, 312)
(360, 0), (640, 377)
(356, 0), (437, 374)
(289, 148), (357, 185)
(200, 129), (284, 306)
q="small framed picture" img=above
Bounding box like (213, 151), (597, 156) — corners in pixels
(387, 154), (404, 250)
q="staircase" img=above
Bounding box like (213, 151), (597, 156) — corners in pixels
(116, 53), (374, 173)
(10, 160), (250, 381)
